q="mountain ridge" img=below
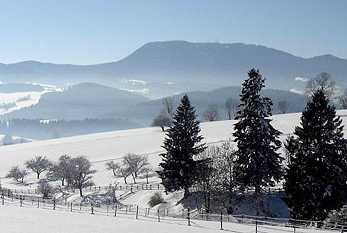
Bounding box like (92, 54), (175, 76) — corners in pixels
(0, 41), (346, 97)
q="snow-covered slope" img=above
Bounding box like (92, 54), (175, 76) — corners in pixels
(0, 111), (346, 188)
(0, 204), (335, 233)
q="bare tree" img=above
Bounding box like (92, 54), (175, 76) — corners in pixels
(305, 72), (337, 100)
(119, 167), (131, 184)
(140, 166), (153, 184)
(6, 166), (28, 183)
(106, 161), (121, 177)
(162, 96), (174, 116)
(339, 88), (347, 109)
(122, 153), (149, 184)
(277, 100), (290, 114)
(25, 156), (51, 179)
(68, 156), (96, 197)
(225, 98), (238, 120)
(152, 97), (175, 131)
(203, 104), (220, 121)
(152, 110), (172, 131)
(47, 155), (71, 186)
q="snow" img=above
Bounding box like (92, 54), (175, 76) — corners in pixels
(1, 111), (346, 188)
(0, 202), (336, 233)
(0, 83), (62, 115)
(0, 111), (346, 232)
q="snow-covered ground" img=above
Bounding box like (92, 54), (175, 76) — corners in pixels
(0, 201), (336, 233)
(0, 83), (62, 115)
(0, 111), (346, 232)
(0, 111), (346, 188)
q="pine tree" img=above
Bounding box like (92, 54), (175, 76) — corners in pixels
(158, 94), (206, 198)
(233, 69), (283, 194)
(284, 89), (347, 221)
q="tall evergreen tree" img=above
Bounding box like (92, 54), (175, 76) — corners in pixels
(284, 89), (347, 221)
(158, 94), (206, 198)
(233, 69), (283, 193)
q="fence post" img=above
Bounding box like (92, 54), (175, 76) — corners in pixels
(255, 220), (258, 233)
(1, 193), (4, 205)
(53, 198), (56, 210)
(70, 202), (73, 212)
(293, 226), (296, 233)
(20, 195), (23, 207)
(220, 211), (223, 230)
(91, 203), (94, 214)
(114, 205), (117, 217)
(187, 208), (191, 226)
(157, 209), (160, 222)
(37, 197), (40, 208)
(136, 205), (139, 219)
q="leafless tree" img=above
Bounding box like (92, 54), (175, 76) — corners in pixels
(47, 155), (71, 186)
(152, 110), (172, 131)
(119, 167), (131, 184)
(339, 89), (347, 109)
(6, 166), (28, 183)
(152, 97), (175, 131)
(162, 96), (175, 116)
(277, 100), (290, 114)
(122, 153), (149, 184)
(225, 98), (238, 120)
(203, 104), (220, 121)
(140, 166), (153, 184)
(68, 156), (96, 197)
(106, 161), (121, 177)
(305, 72), (337, 100)
(25, 156), (51, 179)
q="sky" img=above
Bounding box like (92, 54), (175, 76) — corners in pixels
(0, 0), (346, 65)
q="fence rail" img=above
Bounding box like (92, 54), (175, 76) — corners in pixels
(0, 183), (165, 196)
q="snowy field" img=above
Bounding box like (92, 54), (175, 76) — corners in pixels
(0, 202), (337, 233)
(1, 111), (347, 233)
(0, 111), (346, 188)
(0, 83), (62, 115)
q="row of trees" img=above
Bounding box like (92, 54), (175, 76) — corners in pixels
(158, 69), (347, 221)
(6, 155), (95, 197)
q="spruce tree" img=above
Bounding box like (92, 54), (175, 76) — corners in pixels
(158, 94), (206, 198)
(284, 89), (347, 221)
(233, 69), (283, 194)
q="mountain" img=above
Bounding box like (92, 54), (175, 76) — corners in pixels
(1, 41), (346, 98)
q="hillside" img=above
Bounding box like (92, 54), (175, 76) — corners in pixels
(0, 82), (149, 120)
(1, 41), (346, 98)
(0, 85), (308, 132)
(1, 111), (346, 189)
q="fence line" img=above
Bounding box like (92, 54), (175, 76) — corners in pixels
(1, 193), (344, 233)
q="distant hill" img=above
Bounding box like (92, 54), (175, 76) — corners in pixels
(0, 83), (307, 131)
(0, 83), (149, 120)
(0, 41), (346, 98)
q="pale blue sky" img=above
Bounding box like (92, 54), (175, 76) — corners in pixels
(0, 0), (346, 65)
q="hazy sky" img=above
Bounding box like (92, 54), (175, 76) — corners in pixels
(0, 0), (346, 65)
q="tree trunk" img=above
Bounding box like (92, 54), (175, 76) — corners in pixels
(79, 187), (83, 197)
(184, 186), (190, 199)
(61, 178), (65, 186)
(37, 173), (40, 179)
(124, 177), (127, 184)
